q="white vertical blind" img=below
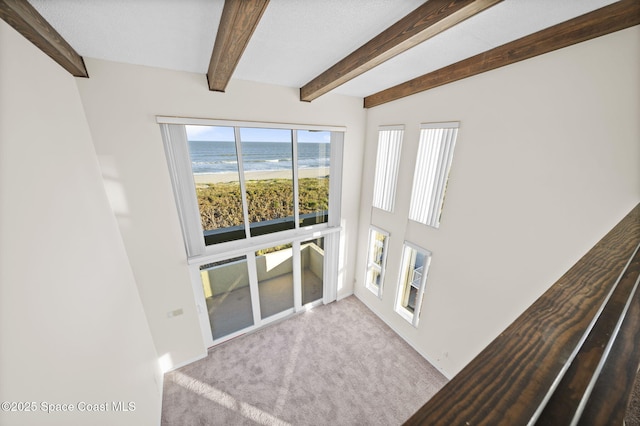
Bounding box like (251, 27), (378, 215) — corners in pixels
(159, 124), (205, 257)
(409, 122), (459, 228)
(372, 126), (404, 212)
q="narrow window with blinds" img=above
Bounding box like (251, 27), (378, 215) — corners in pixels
(372, 126), (403, 212)
(364, 226), (389, 298)
(395, 242), (431, 327)
(408, 122), (459, 228)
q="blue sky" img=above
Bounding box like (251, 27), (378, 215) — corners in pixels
(186, 125), (329, 143)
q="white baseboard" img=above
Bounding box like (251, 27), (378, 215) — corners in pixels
(336, 290), (354, 301)
(167, 351), (208, 372)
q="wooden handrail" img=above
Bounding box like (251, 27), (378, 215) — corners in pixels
(537, 243), (640, 424)
(404, 203), (640, 425)
(578, 258), (640, 425)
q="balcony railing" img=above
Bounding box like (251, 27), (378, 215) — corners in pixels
(203, 211), (328, 245)
(405, 203), (640, 425)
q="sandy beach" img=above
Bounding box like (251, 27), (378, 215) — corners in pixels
(194, 167), (330, 184)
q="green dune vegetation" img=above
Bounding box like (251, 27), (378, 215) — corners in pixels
(196, 177), (329, 231)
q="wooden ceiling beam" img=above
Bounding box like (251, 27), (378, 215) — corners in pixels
(364, 0), (640, 108)
(300, 0), (503, 102)
(0, 0), (88, 77)
(208, 0), (269, 92)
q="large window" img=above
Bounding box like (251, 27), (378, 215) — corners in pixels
(189, 126), (246, 244)
(408, 122), (459, 228)
(395, 242), (431, 327)
(365, 227), (389, 298)
(372, 126), (403, 212)
(239, 127), (296, 237)
(159, 118), (343, 258)
(298, 130), (331, 227)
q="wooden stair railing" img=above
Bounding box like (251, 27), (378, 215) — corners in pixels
(404, 203), (640, 425)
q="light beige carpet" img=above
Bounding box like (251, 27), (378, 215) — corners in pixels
(627, 373), (640, 426)
(161, 296), (447, 426)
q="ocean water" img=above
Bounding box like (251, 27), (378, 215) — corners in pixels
(189, 141), (330, 174)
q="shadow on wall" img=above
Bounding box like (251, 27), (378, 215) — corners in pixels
(98, 155), (134, 231)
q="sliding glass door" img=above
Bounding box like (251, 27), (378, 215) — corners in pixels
(301, 237), (324, 305)
(256, 244), (295, 319)
(196, 234), (333, 345)
(200, 256), (254, 340)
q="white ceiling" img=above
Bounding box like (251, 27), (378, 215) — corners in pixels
(28, 0), (619, 98)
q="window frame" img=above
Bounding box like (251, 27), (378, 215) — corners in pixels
(372, 125), (404, 212)
(364, 226), (389, 298)
(159, 117), (344, 348)
(395, 241), (432, 327)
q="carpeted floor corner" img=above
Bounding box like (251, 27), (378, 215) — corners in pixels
(161, 296), (447, 426)
(627, 372), (640, 426)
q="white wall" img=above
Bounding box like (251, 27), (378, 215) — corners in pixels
(74, 60), (366, 367)
(0, 22), (160, 425)
(354, 27), (640, 377)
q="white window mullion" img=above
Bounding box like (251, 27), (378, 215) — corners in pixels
(293, 240), (302, 311)
(234, 127), (252, 239)
(246, 253), (262, 326)
(323, 233), (338, 304)
(292, 129), (300, 229)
